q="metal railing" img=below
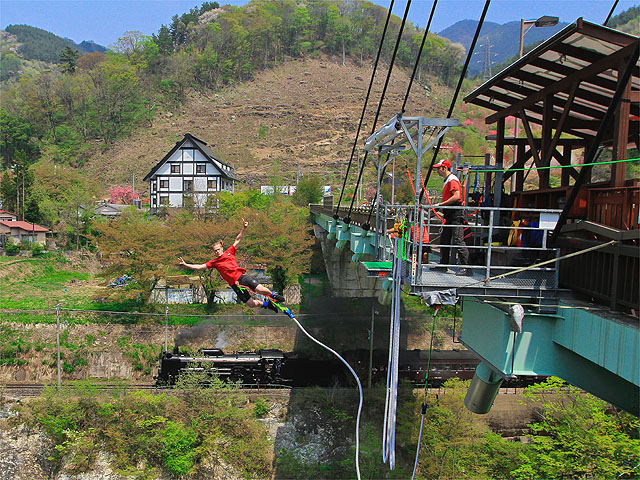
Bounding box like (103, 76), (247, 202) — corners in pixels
(378, 204), (563, 289)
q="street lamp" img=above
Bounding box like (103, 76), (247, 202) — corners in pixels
(512, 15), (558, 193)
(519, 15), (559, 58)
(514, 15), (559, 138)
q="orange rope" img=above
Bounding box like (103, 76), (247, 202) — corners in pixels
(419, 171), (445, 223)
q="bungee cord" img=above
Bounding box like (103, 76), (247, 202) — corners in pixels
(288, 313), (364, 480)
(382, 235), (403, 469)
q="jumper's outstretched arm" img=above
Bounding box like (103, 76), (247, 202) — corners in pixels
(178, 257), (207, 270)
(232, 217), (248, 249)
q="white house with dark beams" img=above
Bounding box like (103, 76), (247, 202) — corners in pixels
(144, 133), (240, 214)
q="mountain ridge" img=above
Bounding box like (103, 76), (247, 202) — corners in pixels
(2, 24), (107, 64)
(438, 18), (568, 75)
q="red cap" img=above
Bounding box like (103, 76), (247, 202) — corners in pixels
(434, 159), (451, 169)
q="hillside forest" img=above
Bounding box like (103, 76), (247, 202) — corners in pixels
(1, 0), (638, 231)
(0, 0), (474, 270)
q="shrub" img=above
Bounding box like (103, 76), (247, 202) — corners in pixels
(4, 241), (20, 255)
(31, 243), (44, 256)
(159, 421), (197, 475)
(254, 397), (269, 417)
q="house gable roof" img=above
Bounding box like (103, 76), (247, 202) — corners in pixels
(143, 133), (241, 182)
(0, 221), (49, 232)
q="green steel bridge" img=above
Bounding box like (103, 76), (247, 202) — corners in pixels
(311, 203), (639, 416)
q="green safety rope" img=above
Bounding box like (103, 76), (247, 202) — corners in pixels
(467, 156), (639, 173)
(422, 306), (439, 397)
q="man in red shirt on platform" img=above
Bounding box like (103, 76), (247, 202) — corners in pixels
(178, 218), (285, 311)
(434, 159), (470, 275)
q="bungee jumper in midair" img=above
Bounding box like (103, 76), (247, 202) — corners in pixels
(178, 218), (290, 315)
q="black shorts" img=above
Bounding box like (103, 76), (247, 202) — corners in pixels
(232, 275), (260, 304)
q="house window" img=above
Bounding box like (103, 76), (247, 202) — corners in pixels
(208, 179), (217, 190)
(171, 164), (180, 174)
(160, 195), (169, 205)
(183, 180), (193, 192)
(196, 164), (206, 174)
(160, 179), (169, 189)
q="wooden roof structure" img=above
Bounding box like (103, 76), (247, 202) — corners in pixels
(464, 18), (639, 190)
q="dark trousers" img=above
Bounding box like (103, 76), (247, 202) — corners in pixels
(440, 214), (469, 266)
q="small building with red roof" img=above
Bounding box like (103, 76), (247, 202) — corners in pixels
(0, 220), (50, 245)
(0, 210), (17, 222)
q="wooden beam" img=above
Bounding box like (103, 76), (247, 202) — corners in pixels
(488, 80), (612, 122)
(542, 83), (579, 168)
(561, 146), (572, 186)
(504, 147), (532, 182)
(519, 108), (543, 172)
(550, 40), (639, 245)
(486, 42), (637, 123)
(612, 60), (632, 187)
(540, 96), (553, 189)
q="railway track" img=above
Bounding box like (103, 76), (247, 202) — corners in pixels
(2, 382), (526, 400)
(0, 382), (294, 399)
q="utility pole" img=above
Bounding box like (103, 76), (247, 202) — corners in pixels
(56, 303), (61, 388)
(164, 305), (169, 351)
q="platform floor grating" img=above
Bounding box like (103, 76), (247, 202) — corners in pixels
(416, 265), (557, 290)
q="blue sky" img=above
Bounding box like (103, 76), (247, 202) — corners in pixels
(0, 0), (636, 48)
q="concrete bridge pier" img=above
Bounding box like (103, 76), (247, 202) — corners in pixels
(313, 225), (385, 298)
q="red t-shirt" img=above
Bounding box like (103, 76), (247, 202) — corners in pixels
(442, 173), (462, 204)
(205, 245), (246, 286)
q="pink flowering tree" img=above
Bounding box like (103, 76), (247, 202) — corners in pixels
(109, 185), (140, 204)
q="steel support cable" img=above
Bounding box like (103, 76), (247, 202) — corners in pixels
(444, 238), (619, 289)
(288, 313), (364, 480)
(334, 0), (397, 219)
(401, 0), (439, 114)
(346, 0), (413, 224)
(604, 0), (620, 25)
(550, 40), (639, 246)
(419, 0), (491, 202)
(383, 236), (403, 470)
(362, 1), (438, 227)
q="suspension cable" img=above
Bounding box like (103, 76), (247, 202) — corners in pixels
(334, 0), (397, 219)
(363, 0), (439, 229)
(604, 0), (619, 25)
(401, 0), (438, 114)
(346, 0), (413, 223)
(419, 0), (491, 201)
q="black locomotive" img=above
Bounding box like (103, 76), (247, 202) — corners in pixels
(156, 347), (288, 386)
(155, 346), (492, 387)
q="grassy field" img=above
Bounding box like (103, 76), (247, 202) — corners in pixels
(0, 251), (301, 325)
